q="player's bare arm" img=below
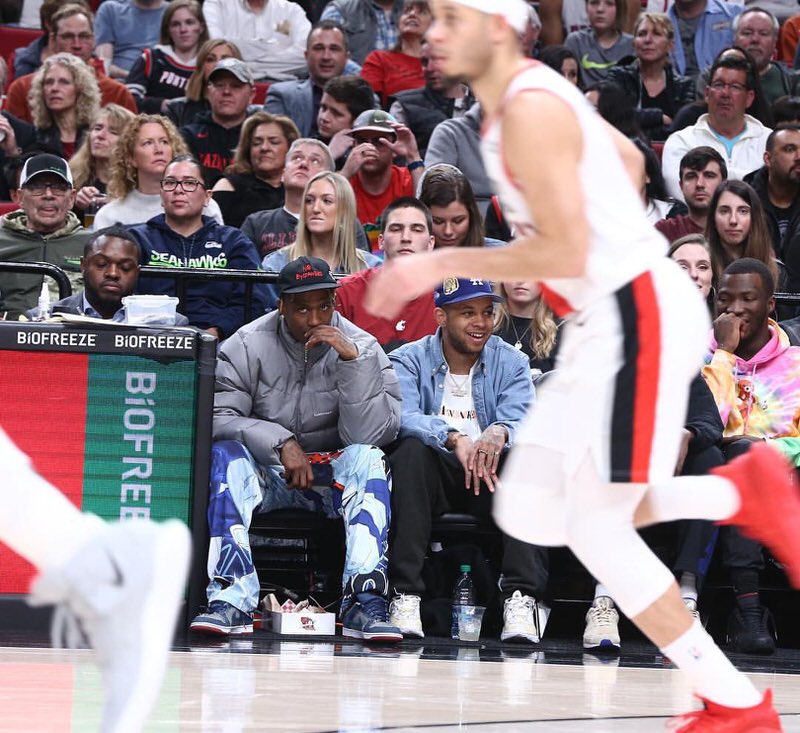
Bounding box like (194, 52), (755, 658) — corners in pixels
(365, 90), (591, 318)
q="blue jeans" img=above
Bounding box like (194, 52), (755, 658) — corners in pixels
(205, 440), (391, 614)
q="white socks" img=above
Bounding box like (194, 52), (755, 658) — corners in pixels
(662, 620), (762, 708)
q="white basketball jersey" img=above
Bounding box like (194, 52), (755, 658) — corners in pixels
(481, 62), (667, 316)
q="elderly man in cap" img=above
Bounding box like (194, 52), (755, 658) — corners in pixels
(342, 109), (423, 249)
(386, 277), (548, 643)
(191, 256), (404, 641)
(180, 58), (256, 187)
(0, 153), (91, 319)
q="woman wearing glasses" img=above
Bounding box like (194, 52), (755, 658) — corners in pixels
(93, 113), (222, 229)
(128, 154), (267, 339)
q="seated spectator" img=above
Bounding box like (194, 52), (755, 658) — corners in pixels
(390, 42), (475, 158)
(316, 75), (376, 164)
(203, 0), (311, 82)
(669, 233), (715, 312)
(95, 0), (168, 81)
(12, 0), (62, 78)
(265, 20), (357, 138)
(703, 257), (800, 653)
(387, 278), (546, 643)
(69, 104), (135, 221)
(418, 164), (500, 248)
(336, 196), (436, 351)
(5, 3), (137, 124)
(181, 58), (255, 188)
(28, 54), (99, 160)
(242, 138), (336, 256)
(321, 0), (403, 66)
(666, 0), (741, 81)
(539, 45), (582, 88)
(211, 112), (299, 228)
(0, 59), (36, 186)
(586, 80), (646, 141)
(634, 139), (684, 223)
(341, 109), (420, 248)
(493, 281), (559, 377)
(26, 224), (187, 324)
(126, 0), (208, 114)
(361, 0), (430, 108)
(424, 104), (494, 216)
(743, 125), (800, 294)
(521, 3), (543, 59)
(733, 8), (798, 108)
(656, 146), (727, 243)
(663, 55), (772, 201)
(94, 114), (223, 229)
(772, 95), (800, 126)
(190, 256), (402, 639)
(163, 39), (243, 130)
(565, 0), (633, 87)
(539, 0), (589, 46)
(262, 170), (380, 288)
(128, 155), (267, 339)
(606, 12), (695, 142)
(706, 179), (781, 286)
(0, 153), (91, 318)
(779, 12), (800, 65)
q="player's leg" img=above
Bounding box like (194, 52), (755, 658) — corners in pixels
(1, 427), (191, 733)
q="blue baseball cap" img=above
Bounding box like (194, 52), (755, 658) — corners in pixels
(434, 278), (503, 307)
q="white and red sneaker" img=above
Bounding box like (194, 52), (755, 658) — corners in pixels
(668, 689), (782, 731)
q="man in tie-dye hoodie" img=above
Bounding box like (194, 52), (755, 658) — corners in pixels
(702, 257), (800, 655)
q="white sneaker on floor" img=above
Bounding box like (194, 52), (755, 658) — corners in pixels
(29, 519), (192, 733)
(583, 596), (620, 650)
(388, 593), (424, 638)
(501, 590), (540, 643)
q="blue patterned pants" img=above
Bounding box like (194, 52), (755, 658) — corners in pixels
(204, 440), (391, 614)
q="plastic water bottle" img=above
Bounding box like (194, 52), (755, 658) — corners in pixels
(32, 281), (50, 321)
(451, 564), (476, 639)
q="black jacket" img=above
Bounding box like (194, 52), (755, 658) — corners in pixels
(686, 374), (724, 453)
(393, 86), (473, 158)
(180, 112), (243, 188)
(607, 59), (696, 142)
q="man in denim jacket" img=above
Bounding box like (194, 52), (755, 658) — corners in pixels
(386, 277), (548, 642)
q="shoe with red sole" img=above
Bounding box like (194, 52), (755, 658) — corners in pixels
(712, 442), (800, 588)
(668, 689), (782, 731)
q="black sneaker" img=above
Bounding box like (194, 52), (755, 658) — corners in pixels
(727, 604), (776, 655)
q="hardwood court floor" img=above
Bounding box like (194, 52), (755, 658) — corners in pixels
(2, 633), (800, 732)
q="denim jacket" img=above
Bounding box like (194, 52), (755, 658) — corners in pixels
(389, 329), (534, 452)
(668, 0), (741, 77)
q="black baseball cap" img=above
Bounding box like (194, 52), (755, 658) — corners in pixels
(278, 256), (340, 295)
(19, 153), (73, 187)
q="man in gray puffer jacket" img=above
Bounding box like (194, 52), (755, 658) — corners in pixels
(191, 257), (404, 641)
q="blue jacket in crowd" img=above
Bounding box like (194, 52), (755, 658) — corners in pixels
(667, 0), (741, 77)
(128, 214), (268, 337)
(388, 329), (534, 451)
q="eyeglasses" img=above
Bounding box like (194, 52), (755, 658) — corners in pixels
(57, 32), (94, 43)
(160, 178), (204, 192)
(708, 81), (748, 93)
(23, 181), (71, 196)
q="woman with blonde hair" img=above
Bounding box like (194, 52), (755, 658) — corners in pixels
(70, 104), (135, 219)
(93, 113), (222, 229)
(163, 39), (243, 129)
(262, 171), (380, 305)
(29, 53), (100, 160)
(126, 0), (209, 114)
(607, 12), (694, 141)
(494, 280), (560, 379)
(211, 111), (299, 228)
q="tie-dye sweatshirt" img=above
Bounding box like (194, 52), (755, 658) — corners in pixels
(703, 320), (800, 440)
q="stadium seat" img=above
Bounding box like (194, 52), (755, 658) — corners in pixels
(0, 26), (43, 77)
(253, 82), (271, 106)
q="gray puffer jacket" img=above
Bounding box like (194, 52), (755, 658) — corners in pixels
(213, 310), (401, 467)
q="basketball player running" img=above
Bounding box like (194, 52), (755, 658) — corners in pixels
(365, 1), (800, 729)
(0, 426), (191, 733)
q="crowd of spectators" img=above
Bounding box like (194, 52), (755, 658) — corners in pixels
(4, 0), (800, 653)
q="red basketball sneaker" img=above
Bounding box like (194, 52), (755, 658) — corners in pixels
(712, 442), (800, 588)
(668, 689), (782, 731)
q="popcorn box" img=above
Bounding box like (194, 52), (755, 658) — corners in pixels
(261, 593), (336, 636)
